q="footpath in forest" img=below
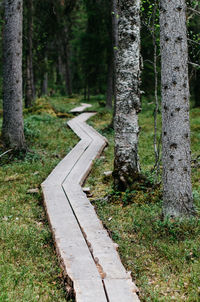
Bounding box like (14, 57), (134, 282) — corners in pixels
(42, 103), (140, 302)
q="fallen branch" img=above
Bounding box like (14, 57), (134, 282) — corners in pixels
(0, 149), (13, 158)
(189, 61), (200, 69)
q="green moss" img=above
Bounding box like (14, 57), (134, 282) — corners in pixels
(0, 96), (79, 301)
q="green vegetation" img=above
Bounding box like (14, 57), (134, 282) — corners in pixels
(0, 96), (199, 301)
(86, 98), (200, 301)
(0, 97), (78, 301)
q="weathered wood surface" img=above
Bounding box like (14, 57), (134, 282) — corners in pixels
(70, 102), (92, 113)
(42, 104), (140, 301)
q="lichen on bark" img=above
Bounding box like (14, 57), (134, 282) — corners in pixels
(160, 0), (195, 217)
(2, 0), (26, 150)
(113, 0), (141, 190)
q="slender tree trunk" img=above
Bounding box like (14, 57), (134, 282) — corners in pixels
(56, 54), (63, 85)
(106, 56), (113, 109)
(2, 0), (26, 150)
(160, 0), (195, 217)
(42, 72), (48, 95)
(62, 26), (72, 97)
(113, 0), (141, 190)
(194, 69), (200, 107)
(106, 1), (114, 110)
(25, 0), (35, 108)
(64, 42), (72, 97)
(112, 0), (119, 116)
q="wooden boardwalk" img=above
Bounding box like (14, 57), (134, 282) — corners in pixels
(42, 105), (140, 302)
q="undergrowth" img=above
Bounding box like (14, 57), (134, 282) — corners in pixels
(0, 96), (78, 301)
(0, 95), (199, 301)
(86, 97), (200, 302)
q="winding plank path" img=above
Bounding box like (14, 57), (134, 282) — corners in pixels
(42, 104), (140, 302)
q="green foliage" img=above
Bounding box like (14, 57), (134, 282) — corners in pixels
(86, 97), (200, 301)
(0, 97), (80, 301)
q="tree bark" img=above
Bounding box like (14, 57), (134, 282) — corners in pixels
(160, 0), (195, 217)
(106, 56), (113, 109)
(64, 41), (72, 97)
(25, 0), (35, 108)
(113, 0), (141, 190)
(112, 0), (119, 116)
(2, 0), (26, 150)
(42, 72), (48, 95)
(62, 26), (72, 97)
(194, 69), (200, 107)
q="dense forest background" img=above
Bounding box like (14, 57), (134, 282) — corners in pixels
(0, 0), (199, 106)
(0, 1), (200, 301)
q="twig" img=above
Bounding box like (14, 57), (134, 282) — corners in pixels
(188, 38), (200, 46)
(187, 7), (200, 17)
(189, 61), (200, 69)
(0, 149), (13, 158)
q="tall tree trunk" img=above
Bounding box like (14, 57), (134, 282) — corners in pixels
(2, 0), (26, 150)
(42, 72), (48, 95)
(25, 0), (35, 108)
(62, 26), (72, 97)
(105, 1), (114, 110)
(64, 41), (72, 97)
(111, 0), (119, 124)
(106, 56), (113, 109)
(113, 0), (141, 190)
(160, 0), (195, 217)
(194, 69), (200, 107)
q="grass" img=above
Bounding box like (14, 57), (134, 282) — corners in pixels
(86, 98), (200, 301)
(0, 95), (199, 301)
(0, 97), (78, 301)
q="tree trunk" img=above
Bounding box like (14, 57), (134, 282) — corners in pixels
(62, 25), (72, 97)
(2, 0), (26, 150)
(64, 42), (72, 97)
(25, 0), (35, 108)
(160, 0), (195, 217)
(113, 0), (141, 190)
(112, 0), (119, 116)
(106, 57), (113, 109)
(194, 69), (200, 107)
(42, 72), (48, 95)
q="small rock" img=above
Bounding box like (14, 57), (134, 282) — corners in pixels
(27, 188), (39, 194)
(33, 171), (39, 175)
(83, 187), (91, 193)
(103, 171), (112, 177)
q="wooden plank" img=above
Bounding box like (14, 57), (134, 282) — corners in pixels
(42, 109), (140, 301)
(70, 103), (92, 113)
(74, 280), (107, 302)
(63, 183), (134, 280)
(63, 112), (139, 300)
(43, 113), (96, 186)
(104, 279), (140, 302)
(42, 140), (90, 186)
(65, 139), (106, 186)
(42, 184), (107, 301)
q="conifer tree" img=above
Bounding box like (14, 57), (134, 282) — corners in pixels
(160, 0), (195, 217)
(2, 0), (26, 150)
(114, 0), (141, 190)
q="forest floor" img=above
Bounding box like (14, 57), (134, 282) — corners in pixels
(0, 95), (199, 301)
